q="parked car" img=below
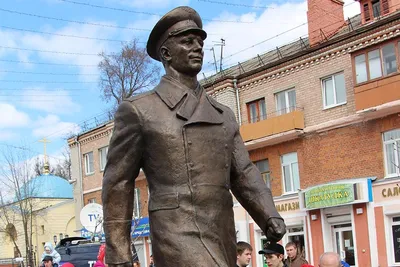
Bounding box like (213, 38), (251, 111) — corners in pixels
(55, 237), (102, 267)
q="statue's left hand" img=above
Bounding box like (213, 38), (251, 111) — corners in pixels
(265, 217), (286, 243)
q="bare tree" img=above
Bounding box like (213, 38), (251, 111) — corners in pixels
(32, 147), (71, 180)
(0, 146), (38, 267)
(98, 39), (161, 113)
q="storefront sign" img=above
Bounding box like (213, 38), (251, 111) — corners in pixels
(131, 217), (150, 238)
(275, 202), (300, 212)
(304, 183), (355, 209)
(382, 185), (400, 198)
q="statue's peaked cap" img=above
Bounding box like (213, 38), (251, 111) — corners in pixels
(146, 6), (207, 61)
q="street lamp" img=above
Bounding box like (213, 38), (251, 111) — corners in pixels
(53, 235), (57, 245)
(59, 233), (63, 241)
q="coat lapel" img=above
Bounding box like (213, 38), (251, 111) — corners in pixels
(155, 76), (224, 124)
(185, 88), (224, 125)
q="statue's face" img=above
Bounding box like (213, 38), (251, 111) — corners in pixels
(164, 32), (204, 76)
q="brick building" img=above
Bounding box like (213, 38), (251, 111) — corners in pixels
(201, 0), (400, 266)
(68, 0), (400, 266)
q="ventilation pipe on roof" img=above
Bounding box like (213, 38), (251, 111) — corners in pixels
(233, 79), (242, 125)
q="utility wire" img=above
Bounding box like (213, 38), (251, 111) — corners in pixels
(0, 45), (103, 56)
(0, 25), (133, 43)
(0, 80), (96, 83)
(0, 70), (97, 76)
(0, 88), (89, 91)
(58, 0), (253, 23)
(0, 59), (97, 67)
(197, 0), (307, 10)
(211, 1), (358, 65)
(0, 7), (151, 31)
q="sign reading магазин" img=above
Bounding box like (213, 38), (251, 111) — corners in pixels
(304, 183), (355, 209)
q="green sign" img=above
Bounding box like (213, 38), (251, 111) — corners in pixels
(305, 183), (355, 209)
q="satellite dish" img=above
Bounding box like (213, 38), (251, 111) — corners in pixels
(80, 203), (103, 233)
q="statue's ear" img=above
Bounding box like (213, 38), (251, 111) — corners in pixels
(160, 46), (171, 63)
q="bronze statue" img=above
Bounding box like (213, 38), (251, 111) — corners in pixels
(102, 6), (286, 267)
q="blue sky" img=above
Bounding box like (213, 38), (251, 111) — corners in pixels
(0, 0), (360, 163)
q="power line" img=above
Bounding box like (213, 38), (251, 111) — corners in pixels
(0, 143), (69, 162)
(0, 80), (96, 83)
(211, 1), (358, 65)
(0, 45), (102, 56)
(0, 59), (97, 67)
(0, 25), (133, 43)
(197, 0), (307, 10)
(58, 0), (253, 23)
(0, 7), (151, 31)
(0, 70), (97, 76)
(0, 88), (90, 91)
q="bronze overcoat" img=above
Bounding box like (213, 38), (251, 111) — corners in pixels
(102, 76), (282, 267)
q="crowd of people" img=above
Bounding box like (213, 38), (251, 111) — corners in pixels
(236, 241), (349, 267)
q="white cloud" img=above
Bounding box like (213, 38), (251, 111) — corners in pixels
(33, 114), (81, 138)
(343, 0), (361, 19)
(202, 1), (309, 76)
(0, 103), (30, 129)
(21, 87), (81, 114)
(0, 131), (17, 141)
(2, 22), (119, 81)
(200, 0), (361, 77)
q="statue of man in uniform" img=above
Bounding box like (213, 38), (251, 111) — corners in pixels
(102, 6), (286, 267)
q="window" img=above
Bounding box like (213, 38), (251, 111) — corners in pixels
(322, 72), (346, 108)
(363, 3), (371, 21)
(354, 40), (399, 84)
(84, 152), (94, 175)
(276, 89), (296, 115)
(382, 43), (397, 75)
(285, 226), (307, 260)
(390, 216), (400, 264)
(133, 188), (141, 218)
(99, 146), (108, 171)
(247, 98), (267, 123)
(372, 0), (381, 18)
(281, 152), (300, 193)
(88, 198), (96, 204)
(254, 159), (271, 188)
(383, 129), (400, 177)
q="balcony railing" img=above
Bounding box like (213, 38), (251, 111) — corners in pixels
(240, 107), (305, 142)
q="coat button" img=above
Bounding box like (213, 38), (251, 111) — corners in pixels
(225, 164), (229, 168)
(188, 141), (192, 145)
(225, 144), (228, 148)
(189, 162), (194, 167)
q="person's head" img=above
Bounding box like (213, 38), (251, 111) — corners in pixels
(133, 261), (140, 267)
(42, 256), (53, 267)
(236, 241), (253, 267)
(318, 252), (341, 267)
(147, 6), (207, 77)
(285, 242), (298, 259)
(149, 255), (154, 264)
(259, 243), (285, 267)
(44, 242), (53, 254)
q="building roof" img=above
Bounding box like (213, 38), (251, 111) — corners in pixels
(19, 174), (73, 200)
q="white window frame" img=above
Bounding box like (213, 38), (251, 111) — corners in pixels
(133, 188), (141, 218)
(383, 129), (400, 178)
(254, 159), (271, 188)
(88, 198), (96, 204)
(281, 152), (300, 194)
(275, 88), (296, 115)
(388, 216), (400, 265)
(99, 146), (109, 172)
(321, 72), (347, 109)
(84, 151), (94, 175)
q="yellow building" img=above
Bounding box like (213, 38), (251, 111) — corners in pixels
(0, 173), (75, 267)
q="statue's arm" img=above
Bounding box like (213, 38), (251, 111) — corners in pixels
(229, 118), (285, 240)
(102, 101), (144, 267)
